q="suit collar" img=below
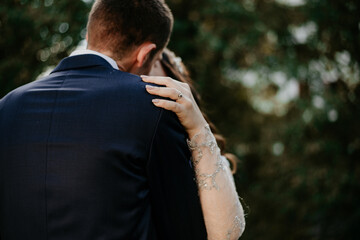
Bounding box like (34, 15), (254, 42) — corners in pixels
(51, 54), (115, 74)
(70, 50), (119, 70)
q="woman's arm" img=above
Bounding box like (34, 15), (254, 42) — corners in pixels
(141, 76), (245, 240)
(187, 124), (245, 240)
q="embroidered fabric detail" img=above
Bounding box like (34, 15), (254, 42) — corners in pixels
(187, 124), (246, 239)
(225, 199), (246, 239)
(186, 124), (225, 190)
(225, 214), (245, 240)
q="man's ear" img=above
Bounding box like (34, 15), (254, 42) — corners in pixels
(136, 43), (157, 67)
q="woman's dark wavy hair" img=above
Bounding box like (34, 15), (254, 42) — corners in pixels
(160, 49), (239, 174)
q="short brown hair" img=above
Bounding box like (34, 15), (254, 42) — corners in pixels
(87, 0), (173, 59)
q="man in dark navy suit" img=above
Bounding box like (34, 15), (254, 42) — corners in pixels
(0, 0), (207, 239)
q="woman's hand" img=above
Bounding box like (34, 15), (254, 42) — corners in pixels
(141, 75), (207, 139)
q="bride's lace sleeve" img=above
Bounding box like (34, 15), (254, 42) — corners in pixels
(187, 124), (245, 240)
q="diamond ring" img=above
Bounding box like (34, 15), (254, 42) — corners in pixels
(177, 91), (183, 100)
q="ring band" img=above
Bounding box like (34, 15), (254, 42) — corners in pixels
(177, 91), (183, 100)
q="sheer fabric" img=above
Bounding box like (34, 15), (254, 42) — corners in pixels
(187, 124), (245, 240)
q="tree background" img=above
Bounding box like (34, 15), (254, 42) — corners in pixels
(1, 0), (359, 239)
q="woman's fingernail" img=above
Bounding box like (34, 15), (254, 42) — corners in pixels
(146, 85), (155, 90)
(140, 75), (148, 78)
(152, 99), (159, 103)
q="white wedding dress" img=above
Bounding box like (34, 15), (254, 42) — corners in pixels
(186, 124), (246, 240)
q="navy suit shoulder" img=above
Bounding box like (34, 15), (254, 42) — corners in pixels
(0, 54), (207, 240)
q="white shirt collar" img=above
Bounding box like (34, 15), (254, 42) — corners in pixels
(70, 49), (119, 70)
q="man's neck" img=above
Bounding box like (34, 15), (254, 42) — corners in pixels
(85, 48), (128, 72)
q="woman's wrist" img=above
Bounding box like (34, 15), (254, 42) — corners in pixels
(187, 119), (209, 139)
(186, 122), (226, 191)
(186, 123), (218, 163)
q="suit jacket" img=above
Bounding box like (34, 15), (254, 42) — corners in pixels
(0, 54), (207, 240)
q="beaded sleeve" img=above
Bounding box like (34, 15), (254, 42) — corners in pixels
(186, 124), (245, 239)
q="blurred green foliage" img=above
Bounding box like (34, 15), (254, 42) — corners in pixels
(0, 0), (89, 96)
(1, 0), (360, 239)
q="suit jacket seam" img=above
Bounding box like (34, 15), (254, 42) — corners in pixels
(44, 72), (68, 240)
(146, 108), (164, 173)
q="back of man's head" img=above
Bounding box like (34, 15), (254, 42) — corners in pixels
(87, 0), (173, 62)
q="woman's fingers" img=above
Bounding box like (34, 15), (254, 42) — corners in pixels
(151, 96), (207, 136)
(145, 85), (185, 101)
(142, 75), (207, 133)
(141, 75), (176, 88)
(152, 99), (183, 113)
